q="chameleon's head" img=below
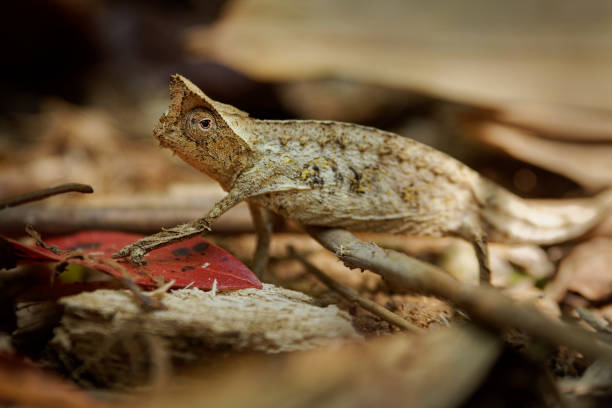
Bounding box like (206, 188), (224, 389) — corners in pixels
(154, 74), (253, 189)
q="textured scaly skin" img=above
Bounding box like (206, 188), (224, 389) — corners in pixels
(115, 74), (612, 263)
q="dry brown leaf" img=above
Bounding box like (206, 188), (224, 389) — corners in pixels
(594, 214), (612, 237)
(491, 102), (612, 142)
(0, 356), (105, 408)
(547, 237), (612, 302)
(187, 0), (612, 111)
(470, 122), (612, 191)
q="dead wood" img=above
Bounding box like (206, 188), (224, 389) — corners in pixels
(49, 285), (361, 388)
(0, 204), (253, 235)
(306, 226), (612, 362)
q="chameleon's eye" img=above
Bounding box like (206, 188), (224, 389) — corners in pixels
(184, 108), (217, 141)
(199, 119), (211, 129)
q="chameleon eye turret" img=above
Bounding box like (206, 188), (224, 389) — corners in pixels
(184, 108), (217, 143)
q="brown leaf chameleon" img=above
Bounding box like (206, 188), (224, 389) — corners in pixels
(114, 75), (612, 282)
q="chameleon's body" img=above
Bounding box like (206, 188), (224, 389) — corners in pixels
(115, 75), (612, 278)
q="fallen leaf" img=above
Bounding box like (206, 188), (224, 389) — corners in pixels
(0, 355), (105, 408)
(547, 237), (612, 302)
(5, 236), (60, 264)
(187, 0), (612, 111)
(8, 231), (261, 290)
(491, 102), (612, 142)
(470, 122), (612, 191)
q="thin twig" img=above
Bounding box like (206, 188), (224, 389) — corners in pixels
(26, 224), (67, 255)
(306, 226), (612, 362)
(0, 205), (254, 235)
(576, 307), (612, 334)
(288, 246), (422, 333)
(0, 183), (93, 209)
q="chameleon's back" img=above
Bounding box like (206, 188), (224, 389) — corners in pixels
(248, 119), (484, 237)
(248, 118), (612, 244)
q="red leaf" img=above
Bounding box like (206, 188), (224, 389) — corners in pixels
(8, 231), (262, 290)
(6, 238), (61, 264)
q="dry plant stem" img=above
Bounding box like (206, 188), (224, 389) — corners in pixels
(0, 183), (93, 209)
(288, 247), (422, 333)
(0, 205), (254, 235)
(306, 226), (612, 362)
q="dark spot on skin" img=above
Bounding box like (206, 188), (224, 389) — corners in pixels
(172, 247), (190, 257)
(348, 166), (364, 194)
(310, 175), (324, 187)
(312, 165), (319, 172)
(68, 242), (100, 251)
(192, 242), (209, 253)
(333, 166), (343, 183)
(181, 265), (195, 272)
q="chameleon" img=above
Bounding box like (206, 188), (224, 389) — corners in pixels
(114, 74), (612, 282)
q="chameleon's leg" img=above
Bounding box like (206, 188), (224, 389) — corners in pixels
(248, 203), (275, 279)
(113, 192), (245, 265)
(471, 234), (491, 284)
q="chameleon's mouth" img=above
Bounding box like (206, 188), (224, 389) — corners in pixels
(153, 118), (170, 147)
(153, 107), (178, 146)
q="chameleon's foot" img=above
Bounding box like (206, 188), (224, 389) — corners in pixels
(113, 244), (148, 265)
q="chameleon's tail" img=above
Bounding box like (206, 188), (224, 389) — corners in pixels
(480, 182), (612, 245)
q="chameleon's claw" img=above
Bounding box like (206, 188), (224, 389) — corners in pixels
(112, 244), (148, 265)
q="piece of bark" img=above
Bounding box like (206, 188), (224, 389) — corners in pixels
(49, 285), (361, 387)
